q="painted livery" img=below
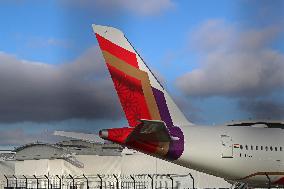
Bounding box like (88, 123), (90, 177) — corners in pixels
(93, 24), (284, 188)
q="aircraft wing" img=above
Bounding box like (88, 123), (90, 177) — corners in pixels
(54, 130), (105, 143)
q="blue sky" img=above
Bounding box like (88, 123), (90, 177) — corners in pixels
(0, 0), (283, 146)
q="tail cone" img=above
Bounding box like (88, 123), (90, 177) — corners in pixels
(99, 129), (109, 140)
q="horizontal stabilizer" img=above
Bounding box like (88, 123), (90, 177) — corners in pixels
(99, 119), (172, 157)
(127, 119), (171, 142)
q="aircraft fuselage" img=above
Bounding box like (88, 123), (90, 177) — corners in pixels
(177, 125), (284, 187)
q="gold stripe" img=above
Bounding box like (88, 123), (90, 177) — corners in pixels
(102, 51), (161, 120)
(102, 51), (141, 78)
(139, 71), (161, 120)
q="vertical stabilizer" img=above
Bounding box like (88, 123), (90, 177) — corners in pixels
(93, 25), (193, 128)
(93, 25), (193, 160)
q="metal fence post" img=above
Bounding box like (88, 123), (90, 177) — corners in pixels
(45, 175), (49, 189)
(4, 175), (8, 188)
(113, 174), (119, 189)
(265, 173), (271, 189)
(23, 175), (28, 189)
(69, 174), (75, 189)
(56, 175), (61, 189)
(97, 174), (103, 189)
(147, 175), (153, 189)
(130, 175), (135, 189)
(33, 175), (39, 189)
(167, 174), (174, 189)
(13, 175), (17, 188)
(189, 173), (195, 189)
(83, 174), (89, 189)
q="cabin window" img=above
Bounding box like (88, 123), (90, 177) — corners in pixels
(270, 146), (273, 151)
(245, 145), (248, 150)
(256, 146), (258, 150)
(240, 153), (242, 157)
(251, 145), (253, 150)
(275, 147), (277, 151)
(261, 146), (263, 150)
(280, 147), (283, 151)
(240, 145), (243, 150)
(265, 146), (268, 151)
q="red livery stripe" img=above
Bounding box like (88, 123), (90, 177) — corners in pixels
(96, 34), (139, 68)
(107, 64), (152, 127)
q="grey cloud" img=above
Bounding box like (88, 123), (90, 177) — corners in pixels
(0, 46), (123, 123)
(236, 0), (284, 28)
(177, 49), (284, 97)
(239, 99), (284, 120)
(0, 128), (65, 146)
(174, 96), (203, 123)
(0, 128), (37, 146)
(190, 20), (280, 53)
(61, 0), (175, 16)
(177, 7), (284, 122)
(189, 20), (235, 52)
(177, 20), (284, 98)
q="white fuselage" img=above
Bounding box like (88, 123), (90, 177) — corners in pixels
(174, 125), (284, 187)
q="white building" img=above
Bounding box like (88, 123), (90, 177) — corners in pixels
(0, 140), (231, 189)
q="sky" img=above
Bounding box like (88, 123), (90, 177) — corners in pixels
(0, 0), (283, 147)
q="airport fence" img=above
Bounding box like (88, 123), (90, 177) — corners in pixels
(2, 173), (195, 189)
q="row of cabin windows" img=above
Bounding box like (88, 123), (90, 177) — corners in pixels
(239, 145), (282, 152)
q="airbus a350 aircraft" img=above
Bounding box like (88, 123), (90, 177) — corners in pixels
(92, 24), (284, 188)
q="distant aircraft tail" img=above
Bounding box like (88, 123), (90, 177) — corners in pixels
(93, 24), (192, 160)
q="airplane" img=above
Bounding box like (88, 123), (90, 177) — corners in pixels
(92, 24), (284, 188)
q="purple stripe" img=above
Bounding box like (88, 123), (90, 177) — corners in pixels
(167, 126), (184, 160)
(151, 87), (184, 160)
(152, 87), (173, 127)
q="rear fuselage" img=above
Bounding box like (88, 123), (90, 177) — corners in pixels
(175, 125), (284, 187)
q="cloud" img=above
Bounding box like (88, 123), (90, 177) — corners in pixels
(236, 0), (284, 28)
(25, 37), (73, 49)
(0, 128), (64, 146)
(173, 95), (203, 123)
(98, 0), (175, 16)
(189, 20), (235, 52)
(189, 20), (280, 53)
(0, 46), (123, 123)
(177, 19), (284, 97)
(62, 0), (175, 16)
(239, 99), (284, 120)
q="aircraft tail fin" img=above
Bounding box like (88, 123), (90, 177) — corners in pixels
(93, 24), (191, 159)
(93, 24), (192, 128)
